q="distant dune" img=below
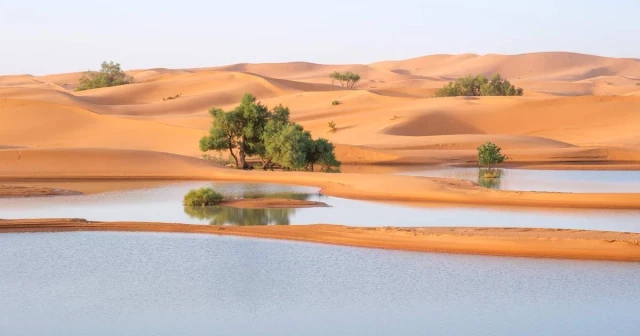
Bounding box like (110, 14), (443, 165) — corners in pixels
(1, 51), (640, 168)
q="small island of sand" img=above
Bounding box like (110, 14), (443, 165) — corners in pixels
(218, 198), (328, 209)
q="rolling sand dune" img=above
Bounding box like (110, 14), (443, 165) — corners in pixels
(1, 52), (640, 184)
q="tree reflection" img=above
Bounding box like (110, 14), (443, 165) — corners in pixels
(184, 206), (296, 225)
(477, 168), (502, 189)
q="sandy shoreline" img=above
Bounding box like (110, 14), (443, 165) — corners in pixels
(0, 184), (81, 198)
(1, 219), (639, 262)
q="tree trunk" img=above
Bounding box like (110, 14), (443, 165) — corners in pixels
(263, 158), (272, 171)
(238, 138), (247, 169)
(228, 147), (239, 168)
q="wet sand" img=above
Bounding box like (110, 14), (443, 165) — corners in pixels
(0, 184), (81, 198)
(1, 219), (638, 262)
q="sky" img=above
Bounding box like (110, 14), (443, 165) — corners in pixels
(1, 0), (639, 75)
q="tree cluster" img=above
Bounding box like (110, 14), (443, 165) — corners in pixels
(329, 71), (361, 88)
(75, 61), (133, 91)
(434, 74), (523, 97)
(200, 93), (340, 172)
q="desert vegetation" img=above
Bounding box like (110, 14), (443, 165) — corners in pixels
(332, 100), (341, 105)
(163, 93), (182, 101)
(477, 141), (507, 179)
(327, 121), (337, 133)
(75, 61), (133, 91)
(200, 93), (340, 172)
(183, 188), (224, 206)
(435, 74), (523, 97)
(329, 71), (361, 88)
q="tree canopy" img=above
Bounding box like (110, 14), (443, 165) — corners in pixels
(200, 93), (340, 172)
(329, 71), (361, 88)
(75, 61), (133, 91)
(434, 74), (523, 97)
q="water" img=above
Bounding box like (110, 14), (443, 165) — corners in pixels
(1, 181), (639, 232)
(0, 231), (638, 336)
(398, 167), (640, 192)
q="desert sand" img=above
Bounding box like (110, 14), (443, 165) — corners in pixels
(1, 52), (640, 210)
(1, 219), (638, 262)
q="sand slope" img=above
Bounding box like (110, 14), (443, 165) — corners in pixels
(1, 52), (640, 169)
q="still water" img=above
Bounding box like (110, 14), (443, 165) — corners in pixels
(1, 181), (639, 232)
(398, 167), (640, 192)
(0, 231), (638, 336)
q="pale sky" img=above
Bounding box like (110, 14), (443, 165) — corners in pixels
(1, 0), (639, 75)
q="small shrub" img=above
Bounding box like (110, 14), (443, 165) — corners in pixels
(183, 188), (224, 206)
(636, 83), (640, 86)
(163, 93), (182, 101)
(390, 115), (400, 121)
(332, 100), (340, 106)
(328, 121), (337, 133)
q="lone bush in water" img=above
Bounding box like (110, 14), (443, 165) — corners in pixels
(183, 188), (224, 206)
(477, 142), (507, 169)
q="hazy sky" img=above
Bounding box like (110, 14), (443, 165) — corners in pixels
(1, 0), (639, 75)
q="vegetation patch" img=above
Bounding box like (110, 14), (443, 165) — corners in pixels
(75, 61), (133, 91)
(332, 100), (341, 106)
(200, 93), (340, 172)
(183, 188), (224, 206)
(435, 74), (523, 97)
(163, 93), (182, 101)
(327, 121), (337, 133)
(477, 141), (507, 179)
(329, 71), (361, 88)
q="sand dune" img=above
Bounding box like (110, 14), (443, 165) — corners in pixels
(1, 51), (640, 171)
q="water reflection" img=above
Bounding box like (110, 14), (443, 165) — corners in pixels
(183, 190), (322, 225)
(478, 168), (503, 189)
(184, 206), (296, 225)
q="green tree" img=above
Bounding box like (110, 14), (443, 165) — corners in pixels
(75, 61), (133, 91)
(477, 142), (507, 169)
(264, 123), (312, 170)
(305, 138), (341, 172)
(201, 93), (341, 172)
(329, 71), (361, 88)
(200, 93), (270, 169)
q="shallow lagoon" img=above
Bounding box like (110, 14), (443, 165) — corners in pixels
(1, 181), (639, 232)
(1, 231), (639, 336)
(398, 167), (640, 192)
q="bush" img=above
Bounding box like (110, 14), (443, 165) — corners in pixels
(477, 142), (507, 168)
(75, 61), (133, 91)
(332, 100), (340, 106)
(328, 121), (337, 133)
(636, 83), (640, 86)
(163, 93), (182, 101)
(435, 74), (523, 97)
(183, 188), (224, 206)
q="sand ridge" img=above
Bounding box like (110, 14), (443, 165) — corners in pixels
(1, 219), (638, 262)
